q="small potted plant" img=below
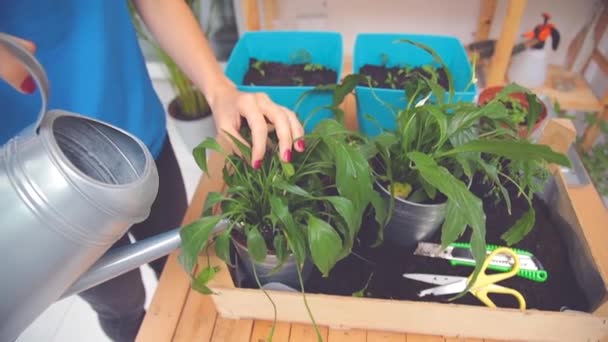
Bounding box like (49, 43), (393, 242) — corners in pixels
(128, 0), (216, 152)
(224, 31), (344, 132)
(360, 40), (571, 283)
(478, 85), (548, 139)
(178, 118), (387, 340)
(353, 33), (478, 136)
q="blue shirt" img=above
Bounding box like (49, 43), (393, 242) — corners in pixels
(0, 0), (167, 158)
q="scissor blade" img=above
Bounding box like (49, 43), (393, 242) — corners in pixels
(418, 279), (468, 298)
(403, 273), (465, 285)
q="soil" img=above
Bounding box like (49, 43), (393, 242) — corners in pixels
(242, 58), (337, 86)
(358, 64), (449, 90)
(233, 173), (591, 312)
(168, 96), (212, 121)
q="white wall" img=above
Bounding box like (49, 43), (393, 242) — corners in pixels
(274, 0), (602, 66)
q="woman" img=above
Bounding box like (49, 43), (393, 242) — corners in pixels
(0, 1), (305, 341)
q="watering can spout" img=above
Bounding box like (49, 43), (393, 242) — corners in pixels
(61, 227), (182, 299)
(62, 219), (229, 299)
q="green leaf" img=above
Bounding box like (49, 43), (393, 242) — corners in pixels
(322, 196), (358, 258)
(270, 196), (306, 266)
(281, 162), (295, 177)
(334, 143), (373, 214)
(407, 152), (487, 283)
(247, 226), (268, 263)
(501, 208), (536, 245)
(369, 191), (389, 246)
(274, 234), (288, 264)
(332, 74), (369, 106)
(203, 192), (226, 216)
(395, 38), (454, 102)
(307, 215), (343, 277)
(422, 106), (448, 148)
(441, 140), (571, 167)
(224, 131), (252, 162)
(525, 92), (542, 136)
(192, 266), (220, 295)
(440, 199), (468, 248)
(214, 229), (232, 264)
(179, 216), (222, 273)
(275, 181), (313, 198)
(193, 138), (224, 174)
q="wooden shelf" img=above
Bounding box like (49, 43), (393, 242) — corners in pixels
(531, 64), (604, 112)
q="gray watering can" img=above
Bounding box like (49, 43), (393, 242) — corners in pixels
(0, 33), (191, 342)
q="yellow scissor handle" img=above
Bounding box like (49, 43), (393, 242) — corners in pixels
(471, 284), (527, 310)
(467, 247), (526, 310)
(468, 247), (521, 288)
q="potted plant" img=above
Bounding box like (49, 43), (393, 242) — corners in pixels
(178, 118), (387, 340)
(478, 85), (548, 139)
(128, 0), (216, 152)
(359, 40), (571, 283)
(224, 31), (344, 132)
(353, 33), (478, 136)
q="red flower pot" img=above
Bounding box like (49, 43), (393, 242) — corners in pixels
(478, 86), (548, 138)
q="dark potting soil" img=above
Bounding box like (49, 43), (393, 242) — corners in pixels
(358, 64), (449, 90)
(168, 97), (212, 121)
(242, 58), (337, 86)
(235, 174), (591, 312)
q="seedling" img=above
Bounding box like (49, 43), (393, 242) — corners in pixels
(385, 72), (397, 89)
(252, 60), (266, 76)
(304, 63), (325, 72)
(292, 76), (304, 86)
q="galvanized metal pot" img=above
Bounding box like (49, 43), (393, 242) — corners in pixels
(232, 236), (313, 290)
(0, 33), (165, 341)
(376, 181), (447, 248)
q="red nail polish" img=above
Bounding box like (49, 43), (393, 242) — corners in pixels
(253, 160), (262, 169)
(296, 140), (306, 151)
(20, 76), (36, 94)
(283, 149), (292, 162)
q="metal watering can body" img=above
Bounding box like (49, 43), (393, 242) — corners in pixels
(0, 33), (184, 341)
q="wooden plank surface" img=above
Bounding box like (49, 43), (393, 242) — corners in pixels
(366, 331), (406, 342)
(289, 323), (329, 341)
(532, 65), (603, 112)
(327, 328), (366, 342)
(250, 320), (292, 342)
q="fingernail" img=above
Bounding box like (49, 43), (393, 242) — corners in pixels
(20, 76), (36, 94)
(253, 160), (262, 169)
(283, 149), (292, 162)
(296, 139), (306, 151)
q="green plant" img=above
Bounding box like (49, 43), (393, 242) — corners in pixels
(252, 60), (266, 76)
(304, 63), (325, 72)
(128, 0), (212, 118)
(292, 76), (304, 86)
(385, 71), (397, 89)
(358, 39), (571, 292)
(179, 119), (387, 341)
(579, 113), (608, 196)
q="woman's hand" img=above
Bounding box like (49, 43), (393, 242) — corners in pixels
(0, 33), (36, 94)
(209, 85), (306, 169)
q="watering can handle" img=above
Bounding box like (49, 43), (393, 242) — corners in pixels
(0, 32), (49, 132)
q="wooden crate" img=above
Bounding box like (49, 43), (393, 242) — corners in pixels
(137, 62), (608, 341)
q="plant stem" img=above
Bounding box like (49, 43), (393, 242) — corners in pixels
(497, 170), (532, 204)
(251, 259), (277, 342)
(296, 263), (322, 342)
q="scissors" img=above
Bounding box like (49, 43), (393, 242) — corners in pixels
(403, 247), (526, 310)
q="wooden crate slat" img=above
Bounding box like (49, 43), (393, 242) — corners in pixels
(172, 290), (218, 342)
(407, 333), (445, 341)
(366, 330), (407, 342)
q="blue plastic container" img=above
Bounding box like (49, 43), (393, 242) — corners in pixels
(224, 31), (343, 133)
(353, 33), (477, 136)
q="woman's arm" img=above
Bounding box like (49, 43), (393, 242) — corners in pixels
(132, 0), (305, 167)
(0, 34), (37, 94)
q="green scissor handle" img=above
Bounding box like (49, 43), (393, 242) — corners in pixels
(449, 242), (548, 283)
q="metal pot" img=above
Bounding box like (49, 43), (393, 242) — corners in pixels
(232, 235), (313, 290)
(376, 181), (447, 248)
(0, 33), (186, 341)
